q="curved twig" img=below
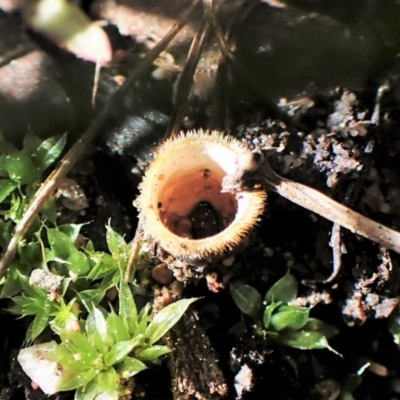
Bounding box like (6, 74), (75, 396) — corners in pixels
(202, 0), (235, 62)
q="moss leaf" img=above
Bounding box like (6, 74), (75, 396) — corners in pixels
(230, 283), (262, 321)
(265, 273), (298, 304)
(145, 298), (198, 345)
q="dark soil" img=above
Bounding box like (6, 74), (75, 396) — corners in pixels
(2, 1), (400, 399)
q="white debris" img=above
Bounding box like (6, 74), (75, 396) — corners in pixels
(17, 341), (68, 395)
(234, 364), (253, 398)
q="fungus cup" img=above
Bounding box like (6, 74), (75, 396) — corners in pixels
(135, 130), (267, 260)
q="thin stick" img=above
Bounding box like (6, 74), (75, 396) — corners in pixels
(263, 164), (400, 254)
(202, 0), (234, 62)
(91, 55), (102, 107)
(0, 0), (200, 278)
(164, 16), (210, 139)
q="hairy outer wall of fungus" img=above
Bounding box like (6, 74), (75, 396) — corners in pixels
(134, 130), (267, 259)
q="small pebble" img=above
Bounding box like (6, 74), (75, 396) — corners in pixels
(170, 280), (184, 297)
(292, 158), (302, 168)
(112, 75), (126, 85)
(391, 378), (400, 393)
(106, 287), (118, 302)
(222, 256), (235, 267)
(57, 178), (89, 211)
(368, 361), (388, 377)
(263, 247), (274, 257)
(152, 263), (174, 285)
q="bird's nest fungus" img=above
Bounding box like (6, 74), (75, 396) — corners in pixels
(134, 130), (267, 259)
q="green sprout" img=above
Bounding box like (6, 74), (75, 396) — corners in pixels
(52, 282), (197, 400)
(0, 132), (66, 224)
(230, 273), (339, 353)
(4, 222), (134, 341)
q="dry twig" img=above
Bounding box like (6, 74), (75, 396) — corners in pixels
(262, 163), (400, 254)
(223, 157), (400, 254)
(202, 0), (236, 62)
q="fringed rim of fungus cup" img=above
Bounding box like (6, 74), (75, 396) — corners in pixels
(134, 130), (267, 259)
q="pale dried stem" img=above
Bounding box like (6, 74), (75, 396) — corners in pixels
(0, 0), (200, 278)
(263, 164), (400, 254)
(303, 222), (342, 286)
(202, 0), (234, 62)
(327, 223), (342, 282)
(91, 56), (102, 107)
(125, 224), (143, 283)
